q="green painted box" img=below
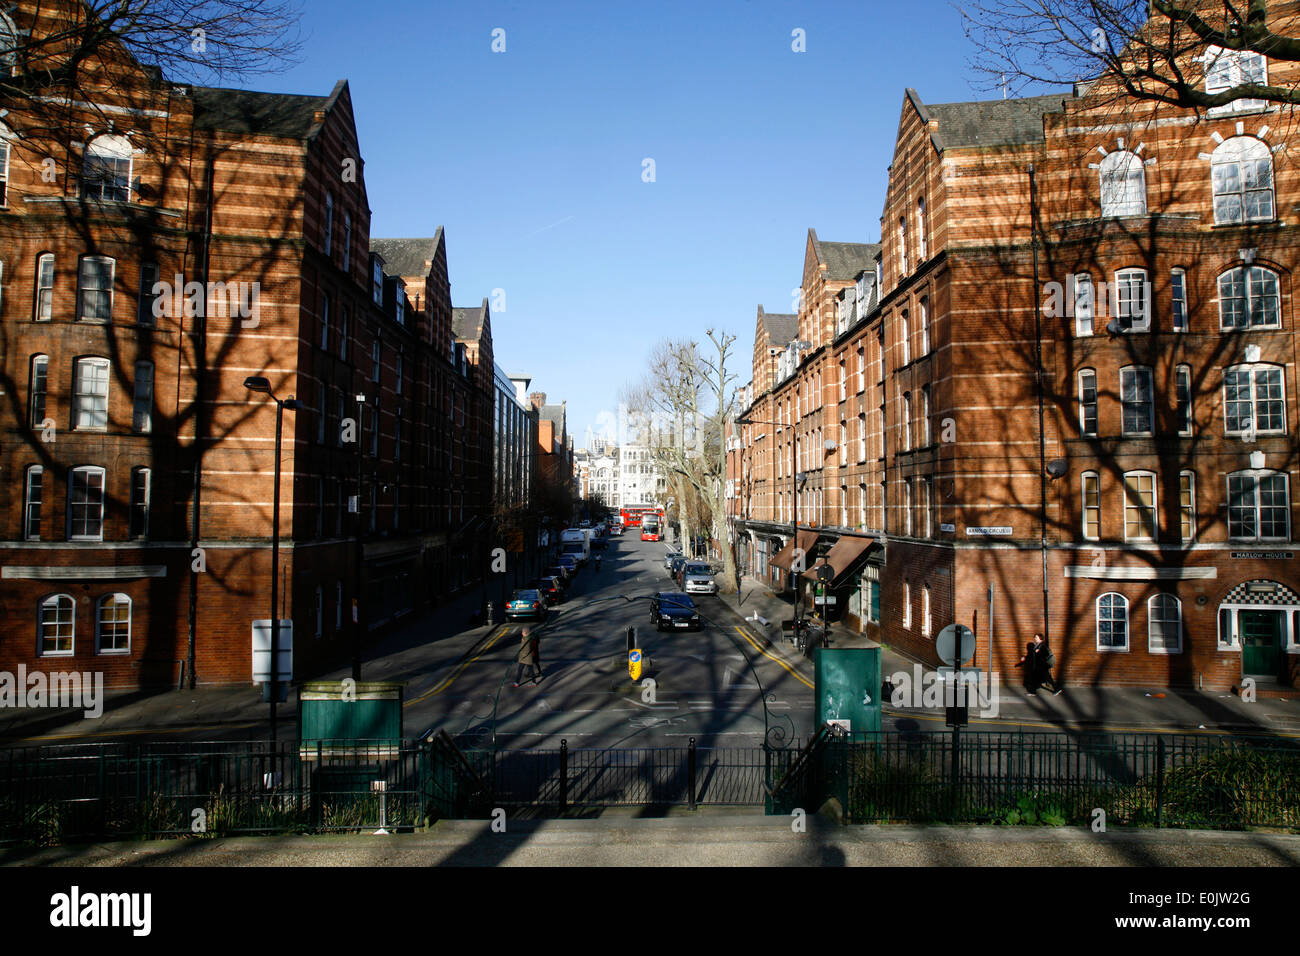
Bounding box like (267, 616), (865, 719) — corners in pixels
(298, 681), (404, 758)
(814, 647), (882, 734)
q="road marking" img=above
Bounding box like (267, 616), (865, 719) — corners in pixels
(733, 626), (814, 689)
(407, 623), (513, 705)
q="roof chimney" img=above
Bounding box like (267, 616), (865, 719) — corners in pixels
(529, 392), (547, 409)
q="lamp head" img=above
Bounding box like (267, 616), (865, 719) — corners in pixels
(243, 376), (272, 394)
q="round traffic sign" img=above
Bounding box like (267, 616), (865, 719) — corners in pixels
(936, 624), (975, 666)
(817, 563), (835, 583)
(629, 650), (642, 663)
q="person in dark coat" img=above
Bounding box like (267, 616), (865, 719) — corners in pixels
(1016, 641), (1038, 695)
(513, 627), (541, 686)
(1032, 632), (1062, 695)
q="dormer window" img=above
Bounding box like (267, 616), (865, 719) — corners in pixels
(81, 135), (133, 202)
(1205, 45), (1268, 115)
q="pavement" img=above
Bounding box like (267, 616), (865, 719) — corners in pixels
(2, 546), (1298, 744)
(5, 812), (1299, 866)
(718, 572), (1300, 738)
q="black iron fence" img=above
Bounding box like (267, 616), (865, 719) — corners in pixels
(1, 730), (1297, 845)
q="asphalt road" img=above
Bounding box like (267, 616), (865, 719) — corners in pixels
(405, 535), (816, 748)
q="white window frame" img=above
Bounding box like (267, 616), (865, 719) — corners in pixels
(903, 479), (913, 537)
(922, 585), (932, 637)
(903, 581), (912, 629)
(902, 392), (912, 452)
(916, 198), (927, 261)
(1223, 364), (1285, 437)
(1123, 470), (1158, 542)
(1120, 366), (1154, 435)
(74, 357), (110, 431)
(80, 135), (133, 202)
(919, 297), (930, 356)
(1099, 150), (1147, 216)
(96, 593), (132, 654)
(921, 386), (931, 446)
(1205, 46), (1269, 115)
(1148, 594), (1182, 655)
(1073, 273), (1094, 336)
(1078, 368), (1098, 436)
(129, 467), (151, 539)
(38, 594), (76, 657)
(29, 353), (49, 428)
(24, 465), (43, 541)
(900, 311), (910, 365)
(1082, 471), (1100, 540)
(1171, 268), (1188, 331)
(1211, 137), (1274, 223)
(1175, 364), (1192, 436)
(68, 465), (106, 541)
(1096, 592), (1129, 652)
(1218, 265), (1280, 330)
(77, 255), (115, 322)
(1227, 470), (1291, 542)
(1179, 470), (1196, 544)
(1114, 268), (1149, 331)
(35, 253), (54, 322)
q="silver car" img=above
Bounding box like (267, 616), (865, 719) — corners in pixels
(681, 562), (717, 595)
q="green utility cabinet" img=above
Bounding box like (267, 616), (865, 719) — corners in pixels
(814, 647), (881, 734)
(298, 681), (404, 757)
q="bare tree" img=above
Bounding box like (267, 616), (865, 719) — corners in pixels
(959, 0), (1300, 108)
(625, 331), (739, 592)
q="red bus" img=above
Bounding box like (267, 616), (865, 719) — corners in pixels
(620, 506), (662, 528)
(640, 512), (662, 541)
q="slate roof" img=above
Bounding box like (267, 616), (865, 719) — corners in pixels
(759, 308), (798, 346)
(540, 404), (566, 428)
(370, 234), (442, 279)
(191, 87), (330, 138)
(909, 90), (1070, 149)
(816, 240), (882, 281)
(452, 306), (484, 340)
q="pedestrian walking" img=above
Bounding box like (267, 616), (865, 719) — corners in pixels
(513, 627), (542, 686)
(1015, 641), (1038, 695)
(1032, 632), (1062, 695)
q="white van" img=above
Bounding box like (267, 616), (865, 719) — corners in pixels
(560, 528), (591, 565)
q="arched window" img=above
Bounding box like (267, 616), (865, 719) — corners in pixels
(1148, 594), (1182, 654)
(1218, 265), (1280, 329)
(97, 593), (131, 653)
(1097, 593), (1128, 650)
(38, 594), (76, 656)
(1099, 150), (1146, 216)
(81, 134), (133, 201)
(1212, 137), (1274, 224)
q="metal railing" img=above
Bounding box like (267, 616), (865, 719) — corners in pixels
(1, 729), (1296, 845)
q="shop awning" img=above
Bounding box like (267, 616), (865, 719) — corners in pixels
(768, 530), (820, 571)
(801, 535), (875, 585)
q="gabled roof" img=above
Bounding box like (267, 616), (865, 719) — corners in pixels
(192, 86), (331, 138)
(809, 230), (882, 281)
(370, 232), (443, 279)
(540, 404), (566, 428)
(758, 307), (798, 346)
(907, 89), (1070, 149)
(452, 306), (484, 340)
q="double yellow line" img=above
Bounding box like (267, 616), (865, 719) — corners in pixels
(406, 623), (514, 706)
(734, 626), (814, 689)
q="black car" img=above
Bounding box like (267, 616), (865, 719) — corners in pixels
(545, 564), (572, 585)
(650, 592), (702, 631)
(667, 554), (688, 579)
(531, 576), (564, 605)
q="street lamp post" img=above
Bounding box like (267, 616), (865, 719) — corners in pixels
(353, 393), (367, 682)
(244, 376), (301, 744)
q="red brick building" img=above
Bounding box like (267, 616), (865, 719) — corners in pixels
(0, 1), (543, 688)
(731, 51), (1300, 691)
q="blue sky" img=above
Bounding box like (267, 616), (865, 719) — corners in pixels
(250, 0), (1003, 446)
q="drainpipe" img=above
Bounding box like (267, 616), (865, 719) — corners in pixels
(1029, 164), (1050, 646)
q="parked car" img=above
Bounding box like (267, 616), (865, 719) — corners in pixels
(556, 555), (580, 576)
(505, 589), (547, 622)
(667, 554), (688, 580)
(531, 576), (564, 605)
(608, 524), (624, 536)
(650, 592), (702, 631)
(680, 561), (718, 595)
(664, 549), (684, 571)
(545, 564), (573, 585)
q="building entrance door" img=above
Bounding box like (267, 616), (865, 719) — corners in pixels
(1241, 610), (1284, 678)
